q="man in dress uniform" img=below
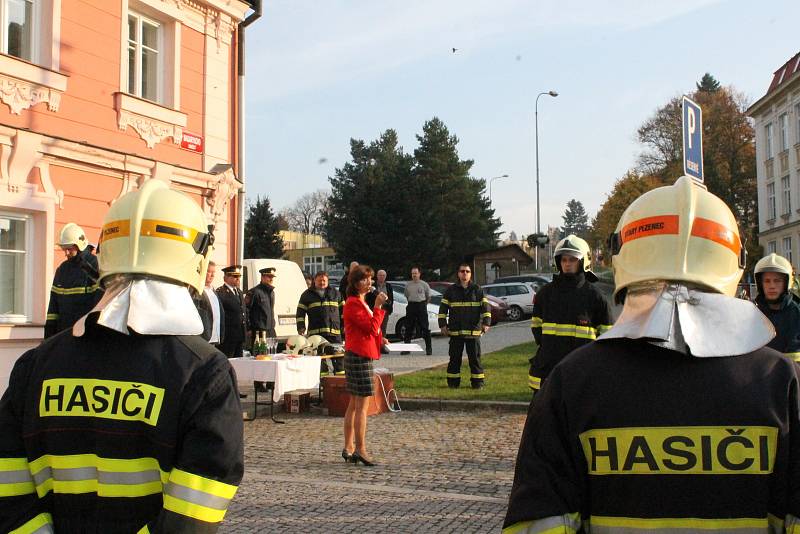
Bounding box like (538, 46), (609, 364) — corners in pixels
(248, 267), (277, 338)
(216, 265), (246, 358)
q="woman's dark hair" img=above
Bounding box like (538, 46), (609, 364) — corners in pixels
(346, 265), (374, 297)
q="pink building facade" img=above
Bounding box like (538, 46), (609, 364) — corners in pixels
(0, 0), (254, 392)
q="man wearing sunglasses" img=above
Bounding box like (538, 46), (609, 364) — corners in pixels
(438, 263), (492, 388)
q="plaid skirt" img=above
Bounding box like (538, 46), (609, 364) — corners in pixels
(344, 351), (374, 397)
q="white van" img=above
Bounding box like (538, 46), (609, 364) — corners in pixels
(241, 259), (307, 341)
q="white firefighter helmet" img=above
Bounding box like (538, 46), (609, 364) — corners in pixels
(608, 175), (745, 302)
(285, 335), (307, 355)
(97, 179), (214, 294)
(754, 253), (794, 291)
(303, 335), (330, 355)
(554, 234), (596, 280)
(59, 222), (89, 252)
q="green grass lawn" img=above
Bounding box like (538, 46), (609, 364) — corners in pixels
(395, 341), (536, 402)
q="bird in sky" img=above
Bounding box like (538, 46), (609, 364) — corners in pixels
(452, 47), (458, 53)
(318, 157), (328, 164)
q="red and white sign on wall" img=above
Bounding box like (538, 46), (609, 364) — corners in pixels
(180, 131), (203, 153)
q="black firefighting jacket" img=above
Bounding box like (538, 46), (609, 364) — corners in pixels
(0, 315), (244, 534)
(296, 287), (343, 342)
(247, 283), (275, 332)
(505, 338), (800, 533)
(755, 292), (800, 364)
(44, 249), (102, 338)
(528, 272), (613, 390)
(438, 283), (491, 337)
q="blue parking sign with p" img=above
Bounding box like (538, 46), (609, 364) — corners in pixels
(682, 96), (703, 182)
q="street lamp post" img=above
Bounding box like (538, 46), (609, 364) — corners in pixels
(534, 90), (558, 271)
(488, 174), (509, 202)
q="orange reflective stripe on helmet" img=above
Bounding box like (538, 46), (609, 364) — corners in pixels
(690, 217), (741, 256)
(620, 215), (679, 244)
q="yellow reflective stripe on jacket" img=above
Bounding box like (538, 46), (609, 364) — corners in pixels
(297, 303), (308, 310)
(596, 324), (613, 334)
(785, 351), (800, 363)
(448, 301), (482, 307)
(471, 373), (485, 379)
(9, 513), (53, 534)
(163, 468), (237, 524)
(307, 327), (341, 335)
(28, 454), (166, 498)
(437, 314), (447, 319)
(446, 372), (461, 378)
(45, 313), (59, 321)
(502, 513), (580, 534)
(481, 312), (492, 318)
(589, 515), (771, 532)
(541, 322), (597, 340)
(531, 317), (543, 328)
(136, 525), (151, 534)
(306, 301), (340, 309)
(0, 457), (35, 496)
(449, 330), (482, 336)
(785, 513), (800, 534)
(51, 284), (100, 295)
(441, 298), (450, 305)
(528, 375), (541, 390)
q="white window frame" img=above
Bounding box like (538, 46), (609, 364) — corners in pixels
(765, 122), (774, 159)
(768, 240), (777, 255)
(0, 0), (38, 63)
(127, 11), (163, 104)
(0, 211), (33, 323)
(783, 236), (793, 266)
(780, 113), (789, 152)
(782, 175), (791, 215)
(767, 181), (776, 220)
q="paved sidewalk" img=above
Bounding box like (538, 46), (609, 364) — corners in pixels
(223, 409), (525, 533)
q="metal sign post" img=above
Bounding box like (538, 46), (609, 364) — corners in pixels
(682, 96), (703, 182)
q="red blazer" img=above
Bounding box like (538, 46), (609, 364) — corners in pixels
(343, 296), (385, 360)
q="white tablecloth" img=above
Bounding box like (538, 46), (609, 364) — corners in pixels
(229, 356), (321, 402)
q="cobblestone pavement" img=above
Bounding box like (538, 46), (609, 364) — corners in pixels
(381, 320), (534, 376)
(222, 409), (526, 533)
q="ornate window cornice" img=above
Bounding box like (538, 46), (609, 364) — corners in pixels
(0, 54), (67, 115)
(114, 92), (187, 148)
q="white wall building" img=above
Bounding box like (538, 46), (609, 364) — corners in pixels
(748, 51), (800, 268)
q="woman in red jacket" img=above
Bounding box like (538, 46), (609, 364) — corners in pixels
(342, 264), (387, 466)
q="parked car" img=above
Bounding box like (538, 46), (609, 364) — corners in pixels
(482, 282), (536, 321)
(430, 281), (509, 325)
(493, 274), (553, 292)
(386, 289), (441, 340)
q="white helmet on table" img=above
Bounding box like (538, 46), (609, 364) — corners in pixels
(285, 335), (308, 355)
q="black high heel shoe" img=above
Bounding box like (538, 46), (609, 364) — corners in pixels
(341, 449), (353, 462)
(351, 452), (376, 466)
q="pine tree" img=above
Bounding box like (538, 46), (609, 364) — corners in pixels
(243, 196), (284, 258)
(560, 199), (590, 240)
(696, 73), (721, 93)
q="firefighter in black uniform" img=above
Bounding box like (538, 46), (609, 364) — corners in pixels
(296, 271), (344, 376)
(216, 264), (247, 358)
(0, 179), (243, 533)
(753, 253), (800, 364)
(505, 176), (800, 533)
(247, 267), (277, 339)
(527, 234), (613, 393)
(44, 223), (103, 338)
(438, 262), (492, 388)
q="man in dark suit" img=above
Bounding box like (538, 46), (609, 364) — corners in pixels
(216, 265), (247, 358)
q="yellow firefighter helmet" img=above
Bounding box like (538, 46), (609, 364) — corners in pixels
(285, 335), (308, 355)
(608, 175), (745, 301)
(553, 234), (595, 278)
(97, 179), (214, 293)
(754, 253), (794, 290)
(59, 222), (89, 251)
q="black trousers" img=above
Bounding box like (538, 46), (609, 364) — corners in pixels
(404, 301), (431, 351)
(446, 336), (484, 387)
(219, 336), (243, 359)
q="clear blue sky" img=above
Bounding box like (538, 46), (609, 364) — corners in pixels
(244, 0), (799, 239)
